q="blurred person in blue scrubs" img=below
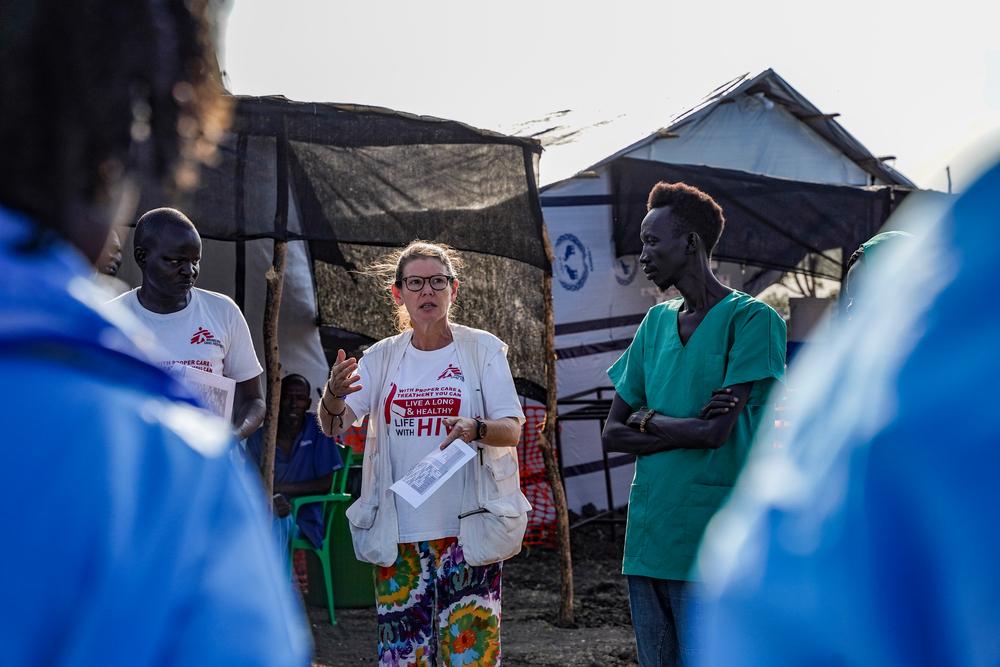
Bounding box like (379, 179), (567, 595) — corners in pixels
(0, 1), (310, 665)
(696, 163), (1000, 666)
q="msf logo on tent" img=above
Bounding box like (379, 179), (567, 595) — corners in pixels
(190, 327), (223, 348)
(614, 255), (638, 286)
(554, 233), (593, 292)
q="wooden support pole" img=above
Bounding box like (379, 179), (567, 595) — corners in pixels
(258, 123), (290, 501)
(537, 223), (574, 626)
(259, 239), (288, 499)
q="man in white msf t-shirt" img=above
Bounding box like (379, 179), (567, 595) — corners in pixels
(113, 208), (265, 440)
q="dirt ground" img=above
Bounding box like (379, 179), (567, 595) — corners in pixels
(309, 520), (637, 666)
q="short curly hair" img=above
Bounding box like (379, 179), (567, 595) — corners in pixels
(0, 0), (229, 239)
(646, 181), (726, 253)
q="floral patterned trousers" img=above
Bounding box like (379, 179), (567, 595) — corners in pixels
(375, 537), (502, 666)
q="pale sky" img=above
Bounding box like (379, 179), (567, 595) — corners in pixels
(222, 0), (999, 192)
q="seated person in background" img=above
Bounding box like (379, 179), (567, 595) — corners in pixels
(247, 374), (344, 550)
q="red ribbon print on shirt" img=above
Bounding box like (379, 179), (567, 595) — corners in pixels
(384, 383), (398, 424)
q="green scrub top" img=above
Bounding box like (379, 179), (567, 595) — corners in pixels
(608, 291), (786, 581)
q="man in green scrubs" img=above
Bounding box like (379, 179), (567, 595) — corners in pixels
(602, 181), (786, 667)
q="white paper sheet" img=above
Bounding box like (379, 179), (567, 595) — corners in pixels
(180, 365), (236, 422)
(390, 441), (476, 509)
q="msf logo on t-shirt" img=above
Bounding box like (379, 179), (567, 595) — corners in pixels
(437, 364), (464, 382)
(190, 327), (223, 348)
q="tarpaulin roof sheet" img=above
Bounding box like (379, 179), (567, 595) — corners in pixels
(527, 69), (914, 189)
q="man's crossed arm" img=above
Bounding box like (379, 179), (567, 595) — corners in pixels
(601, 383), (752, 456)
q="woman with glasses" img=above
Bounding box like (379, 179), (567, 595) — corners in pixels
(318, 240), (527, 667)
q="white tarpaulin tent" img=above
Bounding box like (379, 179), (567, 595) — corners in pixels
(528, 69), (915, 516)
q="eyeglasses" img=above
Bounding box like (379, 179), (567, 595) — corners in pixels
(397, 274), (454, 292)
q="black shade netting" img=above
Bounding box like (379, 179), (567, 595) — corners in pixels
(610, 158), (901, 279)
(313, 243), (548, 403)
(142, 96), (548, 270)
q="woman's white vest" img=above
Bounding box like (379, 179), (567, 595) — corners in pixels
(344, 323), (532, 566)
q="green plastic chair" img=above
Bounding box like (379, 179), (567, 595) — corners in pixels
(288, 443), (354, 625)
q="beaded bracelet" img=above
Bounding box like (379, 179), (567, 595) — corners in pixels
(321, 392), (347, 429)
(638, 408), (656, 434)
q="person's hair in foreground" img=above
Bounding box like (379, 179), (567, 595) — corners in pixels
(0, 1), (310, 665)
(647, 181), (727, 254)
(0, 0), (228, 260)
(369, 239), (465, 331)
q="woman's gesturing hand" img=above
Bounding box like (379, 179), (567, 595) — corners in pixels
(326, 348), (363, 398)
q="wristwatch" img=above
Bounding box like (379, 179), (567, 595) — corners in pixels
(474, 417), (487, 440)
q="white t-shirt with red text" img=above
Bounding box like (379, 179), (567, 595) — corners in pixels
(113, 287), (263, 382)
(347, 341), (524, 542)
